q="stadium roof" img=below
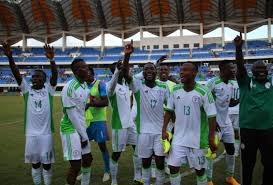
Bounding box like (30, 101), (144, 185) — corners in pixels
(0, 0), (273, 44)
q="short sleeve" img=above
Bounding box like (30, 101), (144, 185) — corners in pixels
(166, 92), (174, 112)
(206, 79), (215, 93)
(99, 81), (107, 97)
(19, 78), (30, 94)
(134, 71), (144, 80)
(129, 78), (142, 93)
(203, 91), (217, 118)
(62, 88), (76, 109)
(45, 82), (56, 96)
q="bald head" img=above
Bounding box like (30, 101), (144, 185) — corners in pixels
(252, 60), (266, 69)
(252, 60), (268, 83)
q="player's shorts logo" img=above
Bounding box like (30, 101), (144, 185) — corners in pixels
(240, 143), (245, 150)
(73, 150), (80, 157)
(192, 96), (200, 103)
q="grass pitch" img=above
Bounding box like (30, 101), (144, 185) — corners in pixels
(0, 95), (262, 185)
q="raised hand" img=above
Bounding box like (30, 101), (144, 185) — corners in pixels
(124, 40), (134, 56)
(158, 55), (167, 62)
(44, 44), (55, 60)
(156, 55), (167, 65)
(2, 42), (12, 58)
(234, 32), (243, 48)
(116, 60), (123, 71)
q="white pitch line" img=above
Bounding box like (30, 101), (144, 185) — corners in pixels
(0, 120), (21, 126)
(0, 112), (62, 127)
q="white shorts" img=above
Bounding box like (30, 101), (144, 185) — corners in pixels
(218, 126), (235, 144)
(167, 145), (206, 170)
(138, 133), (165, 158)
(112, 127), (137, 152)
(229, 114), (239, 130)
(25, 134), (55, 164)
(61, 132), (91, 161)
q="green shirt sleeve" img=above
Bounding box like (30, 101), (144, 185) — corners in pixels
(237, 75), (250, 89)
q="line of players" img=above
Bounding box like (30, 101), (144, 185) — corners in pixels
(1, 34), (242, 185)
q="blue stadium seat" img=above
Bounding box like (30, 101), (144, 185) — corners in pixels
(101, 56), (121, 62)
(150, 55), (165, 60)
(171, 54), (189, 59)
(133, 49), (150, 54)
(81, 56), (98, 61)
(105, 47), (123, 55)
(130, 55), (148, 61)
(79, 48), (100, 55)
(151, 49), (169, 54)
(192, 53), (213, 58)
(25, 56), (47, 62)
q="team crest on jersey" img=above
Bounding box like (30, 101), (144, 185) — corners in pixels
(145, 90), (148, 93)
(176, 95), (181, 99)
(192, 96), (200, 103)
(265, 82), (271, 89)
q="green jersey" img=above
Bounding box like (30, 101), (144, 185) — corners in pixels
(238, 75), (273, 129)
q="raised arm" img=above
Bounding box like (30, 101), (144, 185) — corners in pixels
(155, 55), (167, 67)
(234, 33), (247, 81)
(107, 61), (123, 96)
(44, 44), (58, 86)
(123, 41), (134, 83)
(2, 43), (22, 85)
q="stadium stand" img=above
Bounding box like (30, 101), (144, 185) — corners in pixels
(1, 40), (273, 64)
(0, 0), (273, 89)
